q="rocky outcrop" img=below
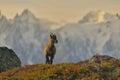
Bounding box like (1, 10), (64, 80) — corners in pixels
(89, 54), (113, 64)
(0, 47), (21, 72)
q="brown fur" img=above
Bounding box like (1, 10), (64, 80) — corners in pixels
(44, 33), (58, 64)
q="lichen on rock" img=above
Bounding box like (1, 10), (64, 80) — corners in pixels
(0, 47), (21, 72)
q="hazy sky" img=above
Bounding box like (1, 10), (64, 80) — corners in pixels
(0, 0), (120, 23)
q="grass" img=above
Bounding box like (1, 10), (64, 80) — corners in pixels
(0, 55), (120, 80)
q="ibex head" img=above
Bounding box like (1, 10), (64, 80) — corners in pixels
(50, 32), (58, 43)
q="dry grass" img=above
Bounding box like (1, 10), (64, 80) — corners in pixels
(0, 55), (120, 80)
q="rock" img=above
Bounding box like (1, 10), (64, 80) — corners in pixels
(89, 54), (113, 64)
(0, 47), (21, 72)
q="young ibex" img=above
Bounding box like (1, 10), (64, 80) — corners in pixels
(44, 32), (58, 64)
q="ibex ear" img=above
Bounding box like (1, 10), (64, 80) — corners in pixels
(50, 32), (53, 38)
(53, 33), (56, 36)
(50, 34), (52, 38)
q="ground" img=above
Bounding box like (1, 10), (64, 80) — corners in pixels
(0, 55), (120, 80)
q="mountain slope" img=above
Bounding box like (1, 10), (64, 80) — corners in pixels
(0, 55), (120, 80)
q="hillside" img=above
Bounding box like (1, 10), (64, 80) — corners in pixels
(0, 55), (120, 80)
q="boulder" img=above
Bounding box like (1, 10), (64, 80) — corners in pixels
(0, 47), (21, 72)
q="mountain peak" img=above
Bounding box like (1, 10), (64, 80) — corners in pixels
(14, 9), (38, 22)
(79, 11), (106, 24)
(21, 9), (33, 16)
(0, 15), (7, 22)
(20, 9), (36, 19)
(79, 10), (117, 24)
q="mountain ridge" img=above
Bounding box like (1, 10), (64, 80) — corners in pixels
(79, 10), (119, 24)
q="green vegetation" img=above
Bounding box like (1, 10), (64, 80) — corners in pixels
(0, 55), (120, 80)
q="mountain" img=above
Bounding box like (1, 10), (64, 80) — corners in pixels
(0, 9), (58, 65)
(0, 10), (120, 65)
(58, 11), (120, 63)
(0, 55), (120, 80)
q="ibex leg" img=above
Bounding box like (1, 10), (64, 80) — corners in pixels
(46, 55), (49, 64)
(50, 55), (54, 64)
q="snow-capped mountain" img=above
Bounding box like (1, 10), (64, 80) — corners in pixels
(0, 9), (58, 65)
(58, 11), (120, 62)
(0, 10), (120, 65)
(79, 10), (118, 24)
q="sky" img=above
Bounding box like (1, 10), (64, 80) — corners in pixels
(0, 0), (120, 23)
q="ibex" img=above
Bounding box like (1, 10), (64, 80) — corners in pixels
(44, 32), (58, 64)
